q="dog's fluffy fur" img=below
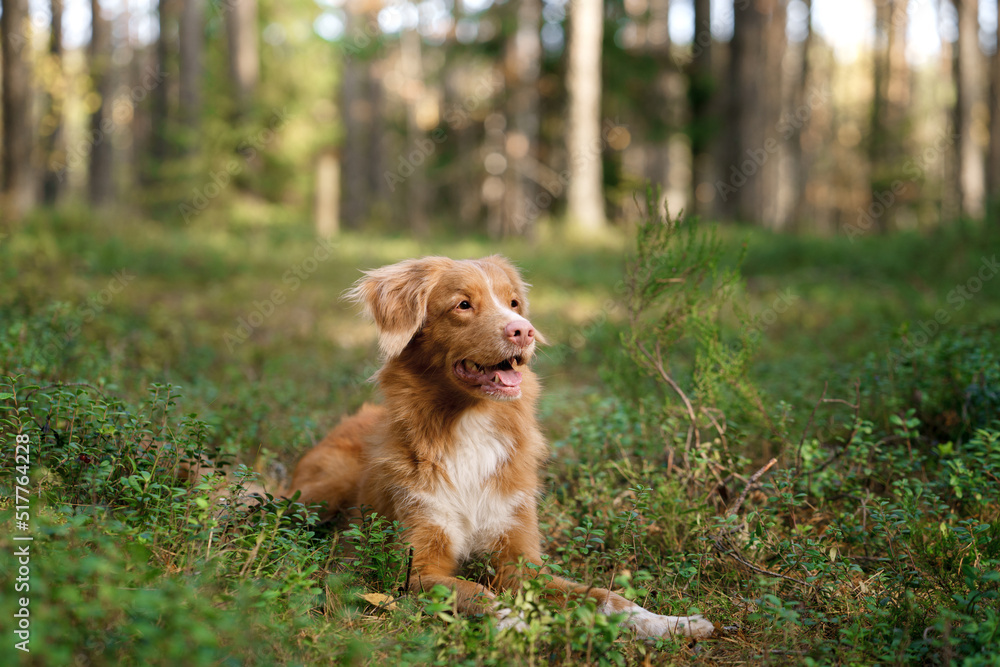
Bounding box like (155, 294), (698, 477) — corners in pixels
(287, 255), (714, 639)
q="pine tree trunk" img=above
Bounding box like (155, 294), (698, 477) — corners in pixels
(784, 0), (812, 230)
(339, 57), (367, 229)
(400, 27), (429, 236)
(315, 148), (340, 238)
(886, 0), (910, 131)
(88, 0), (115, 206)
(366, 61), (388, 218)
(566, 0), (606, 232)
(1, 0), (36, 221)
(953, 0), (985, 219)
(867, 0), (891, 233)
(689, 0), (714, 219)
(180, 0), (205, 134)
(868, 0), (911, 233)
(340, 3), (375, 229)
(226, 0), (259, 113)
(726, 0), (786, 226)
(42, 0), (66, 204)
(503, 0), (541, 236)
(988, 4), (1000, 209)
(648, 0), (670, 50)
(151, 0), (177, 166)
(760, 0), (787, 228)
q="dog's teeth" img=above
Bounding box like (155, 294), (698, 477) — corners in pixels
(464, 360), (476, 373)
(493, 373), (501, 383)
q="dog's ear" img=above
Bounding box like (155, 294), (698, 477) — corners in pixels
(346, 257), (443, 360)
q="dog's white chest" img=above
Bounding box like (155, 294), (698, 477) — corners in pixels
(417, 412), (526, 561)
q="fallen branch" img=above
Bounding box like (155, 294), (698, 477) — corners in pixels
(710, 458), (809, 587)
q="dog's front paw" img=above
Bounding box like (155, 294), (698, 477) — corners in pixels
(496, 607), (529, 633)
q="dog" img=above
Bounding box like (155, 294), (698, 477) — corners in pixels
(286, 255), (715, 639)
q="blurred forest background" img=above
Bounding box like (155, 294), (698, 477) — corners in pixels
(2, 0), (1000, 234)
(4, 1), (1000, 664)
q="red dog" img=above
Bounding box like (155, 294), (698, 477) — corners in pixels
(287, 255), (714, 638)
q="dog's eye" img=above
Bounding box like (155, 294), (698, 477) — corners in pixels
(511, 299), (519, 309)
(458, 300), (472, 310)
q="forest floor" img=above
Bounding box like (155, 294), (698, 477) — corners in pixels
(1, 209), (998, 665)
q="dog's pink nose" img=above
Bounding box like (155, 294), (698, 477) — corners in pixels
(505, 319), (535, 347)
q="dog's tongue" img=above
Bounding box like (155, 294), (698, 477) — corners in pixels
(493, 368), (522, 387)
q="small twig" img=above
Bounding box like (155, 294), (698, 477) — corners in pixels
(819, 398), (857, 408)
(726, 458), (777, 518)
(710, 458), (809, 587)
(636, 340), (700, 461)
(700, 406), (728, 448)
(402, 546), (414, 595)
(794, 383), (827, 472)
(713, 538), (809, 587)
(238, 531), (266, 578)
(808, 379), (862, 490)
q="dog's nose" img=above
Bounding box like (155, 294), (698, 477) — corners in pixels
(505, 319), (535, 347)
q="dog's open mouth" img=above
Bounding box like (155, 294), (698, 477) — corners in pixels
(453, 356), (524, 398)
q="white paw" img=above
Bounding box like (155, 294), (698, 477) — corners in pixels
(495, 607), (529, 633)
(662, 614), (715, 639)
(621, 605), (716, 640)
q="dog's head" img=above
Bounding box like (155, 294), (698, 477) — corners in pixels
(347, 255), (543, 401)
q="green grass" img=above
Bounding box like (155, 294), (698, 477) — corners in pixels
(1, 209), (999, 665)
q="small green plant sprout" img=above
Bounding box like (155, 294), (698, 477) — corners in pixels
(623, 185), (757, 477)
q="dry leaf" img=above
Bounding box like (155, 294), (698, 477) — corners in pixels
(359, 592), (398, 612)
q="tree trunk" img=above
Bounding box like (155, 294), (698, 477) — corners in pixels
(688, 0), (714, 219)
(566, 0), (606, 232)
(400, 27), (429, 236)
(443, 62), (482, 228)
(503, 0), (541, 236)
(783, 0), (812, 230)
(339, 60), (367, 228)
(886, 0), (910, 131)
(315, 148), (340, 238)
(867, 0), (910, 233)
(88, 0), (115, 206)
(1, 0), (36, 221)
(867, 0), (890, 233)
(42, 0), (66, 204)
(131, 46), (156, 187)
(725, 0), (787, 226)
(340, 3), (373, 229)
(151, 0), (178, 166)
(648, 0), (670, 51)
(988, 1), (1000, 209)
(179, 0), (205, 134)
(226, 0), (260, 113)
(953, 0), (985, 219)
(366, 59), (388, 221)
